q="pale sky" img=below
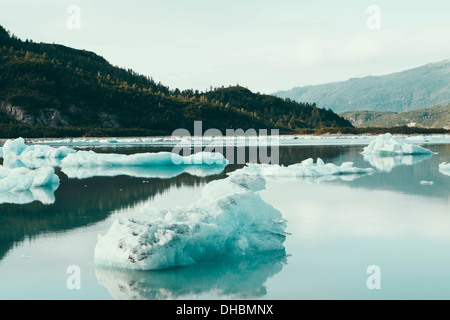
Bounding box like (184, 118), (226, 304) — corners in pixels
(1, 0), (449, 93)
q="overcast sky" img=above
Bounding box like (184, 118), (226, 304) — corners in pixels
(1, 0), (449, 93)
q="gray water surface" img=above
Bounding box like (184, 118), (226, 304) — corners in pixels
(0, 144), (449, 300)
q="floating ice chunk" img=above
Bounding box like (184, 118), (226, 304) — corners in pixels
(0, 166), (59, 191)
(363, 154), (432, 173)
(439, 163), (450, 177)
(2, 138), (75, 161)
(245, 158), (375, 179)
(420, 181), (434, 186)
(30, 167), (60, 187)
(0, 165), (59, 204)
(94, 167), (287, 270)
(2, 138), (27, 157)
(362, 133), (434, 155)
(61, 150), (228, 167)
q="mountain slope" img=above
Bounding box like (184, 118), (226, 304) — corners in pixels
(340, 104), (450, 129)
(275, 60), (450, 113)
(0, 25), (351, 137)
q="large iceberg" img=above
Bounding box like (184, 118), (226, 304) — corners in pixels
(0, 165), (60, 204)
(439, 163), (450, 177)
(94, 166), (287, 270)
(362, 133), (434, 156)
(93, 158), (377, 270)
(1, 138), (75, 161)
(61, 150), (228, 167)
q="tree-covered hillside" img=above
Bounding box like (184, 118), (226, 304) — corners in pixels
(340, 104), (450, 129)
(0, 25), (352, 137)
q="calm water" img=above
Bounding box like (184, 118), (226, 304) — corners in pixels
(0, 144), (449, 300)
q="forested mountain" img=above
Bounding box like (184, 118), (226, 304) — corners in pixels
(275, 59), (450, 113)
(340, 104), (450, 129)
(0, 25), (351, 137)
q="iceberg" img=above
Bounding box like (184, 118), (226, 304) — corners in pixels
(439, 163), (450, 177)
(244, 158), (375, 179)
(362, 133), (434, 156)
(0, 165), (60, 204)
(61, 150), (228, 167)
(93, 158), (376, 270)
(2, 138), (75, 161)
(94, 166), (287, 270)
(0, 166), (60, 191)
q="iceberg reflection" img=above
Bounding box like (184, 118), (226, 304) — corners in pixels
(61, 165), (227, 180)
(0, 185), (58, 205)
(95, 252), (286, 300)
(363, 154), (433, 172)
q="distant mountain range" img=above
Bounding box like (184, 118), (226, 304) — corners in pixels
(275, 59), (450, 114)
(0, 25), (351, 138)
(340, 104), (450, 130)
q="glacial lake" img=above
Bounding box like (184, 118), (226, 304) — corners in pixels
(0, 142), (449, 300)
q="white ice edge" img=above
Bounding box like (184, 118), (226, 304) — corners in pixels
(4, 134), (450, 148)
(0, 166), (60, 205)
(361, 133), (435, 156)
(439, 162), (450, 177)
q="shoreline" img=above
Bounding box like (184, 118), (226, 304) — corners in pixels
(2, 133), (450, 147)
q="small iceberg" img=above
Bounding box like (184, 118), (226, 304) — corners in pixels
(439, 163), (450, 177)
(244, 158), (375, 180)
(362, 133), (435, 156)
(0, 165), (60, 205)
(94, 166), (287, 270)
(0, 166), (60, 191)
(61, 150), (228, 167)
(1, 138), (75, 160)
